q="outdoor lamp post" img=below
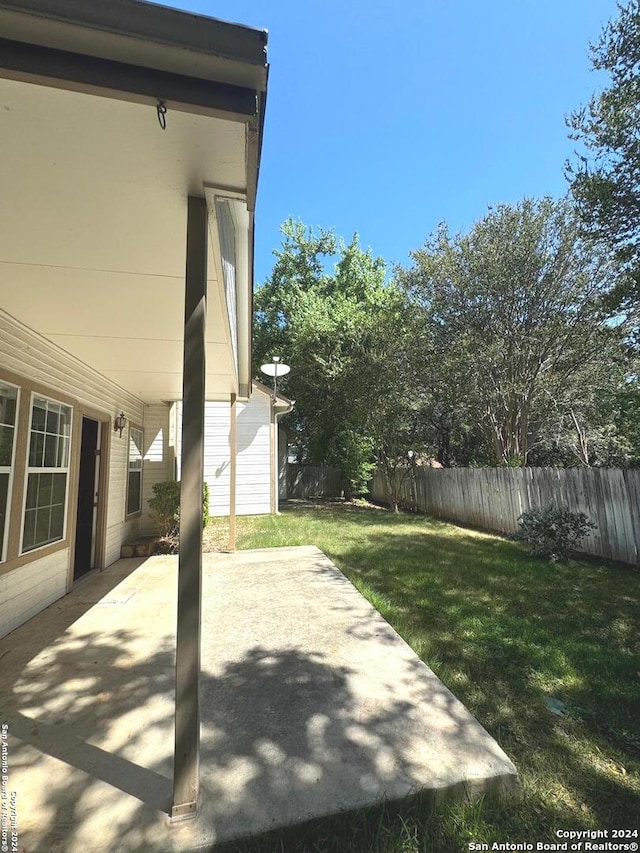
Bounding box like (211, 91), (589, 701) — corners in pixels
(260, 355), (290, 399)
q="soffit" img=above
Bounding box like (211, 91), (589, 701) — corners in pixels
(0, 76), (248, 403)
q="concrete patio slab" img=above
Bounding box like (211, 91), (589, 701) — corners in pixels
(0, 546), (518, 852)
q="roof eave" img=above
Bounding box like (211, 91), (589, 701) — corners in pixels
(0, 0), (268, 74)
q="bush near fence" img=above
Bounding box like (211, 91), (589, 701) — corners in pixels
(287, 464), (343, 499)
(370, 467), (640, 566)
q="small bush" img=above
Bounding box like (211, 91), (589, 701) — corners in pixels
(148, 481), (181, 538)
(513, 504), (597, 562)
(202, 480), (210, 528)
(148, 480), (210, 539)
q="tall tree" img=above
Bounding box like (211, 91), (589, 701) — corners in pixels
(527, 356), (639, 467)
(567, 0), (640, 312)
(254, 219), (419, 496)
(397, 198), (627, 467)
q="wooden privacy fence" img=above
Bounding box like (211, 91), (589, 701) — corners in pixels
(287, 464), (343, 499)
(370, 467), (640, 566)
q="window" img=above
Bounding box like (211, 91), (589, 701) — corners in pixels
(127, 427), (143, 516)
(0, 383), (19, 562)
(22, 396), (72, 553)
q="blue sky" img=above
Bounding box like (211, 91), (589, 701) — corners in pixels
(170, 0), (616, 285)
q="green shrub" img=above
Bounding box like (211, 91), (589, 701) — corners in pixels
(202, 480), (210, 528)
(513, 504), (597, 562)
(148, 481), (181, 538)
(148, 480), (210, 538)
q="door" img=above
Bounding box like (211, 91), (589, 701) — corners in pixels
(73, 417), (100, 580)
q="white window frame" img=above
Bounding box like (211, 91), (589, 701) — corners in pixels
(0, 381), (20, 563)
(20, 393), (73, 555)
(126, 425), (143, 517)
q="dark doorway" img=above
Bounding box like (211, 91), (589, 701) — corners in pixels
(74, 417), (100, 580)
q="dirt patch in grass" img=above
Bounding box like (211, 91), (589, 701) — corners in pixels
(202, 520), (230, 552)
(282, 496), (386, 511)
(199, 499), (387, 552)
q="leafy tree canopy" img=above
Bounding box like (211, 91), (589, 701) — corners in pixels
(254, 219), (420, 495)
(396, 198), (631, 467)
(567, 0), (640, 314)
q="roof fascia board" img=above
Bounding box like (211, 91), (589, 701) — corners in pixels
(253, 380), (293, 405)
(0, 0), (268, 68)
(0, 37), (258, 120)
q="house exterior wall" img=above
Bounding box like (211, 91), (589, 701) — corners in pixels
(0, 550), (68, 639)
(175, 390), (272, 517)
(0, 310), (144, 638)
(278, 427), (288, 501)
(141, 403), (174, 535)
(104, 424), (141, 567)
(234, 397), (272, 515)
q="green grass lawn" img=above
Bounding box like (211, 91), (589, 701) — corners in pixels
(210, 502), (640, 853)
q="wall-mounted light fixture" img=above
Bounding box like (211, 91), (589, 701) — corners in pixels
(114, 412), (127, 438)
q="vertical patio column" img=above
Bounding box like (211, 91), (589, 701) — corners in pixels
(228, 392), (237, 551)
(171, 195), (207, 820)
(270, 406), (277, 514)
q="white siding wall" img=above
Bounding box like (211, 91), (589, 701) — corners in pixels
(176, 390), (273, 516)
(0, 551), (68, 637)
(140, 403), (174, 535)
(0, 312), (142, 419)
(203, 402), (234, 517)
(0, 310), (145, 637)
(104, 423), (141, 566)
(234, 396), (271, 515)
(278, 428), (288, 501)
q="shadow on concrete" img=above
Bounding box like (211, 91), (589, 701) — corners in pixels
(0, 638), (424, 849)
(0, 558), (146, 672)
(0, 611), (510, 851)
(0, 544), (524, 851)
(6, 710), (172, 812)
(0, 627), (174, 852)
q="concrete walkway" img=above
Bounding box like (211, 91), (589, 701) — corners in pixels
(0, 546), (518, 852)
